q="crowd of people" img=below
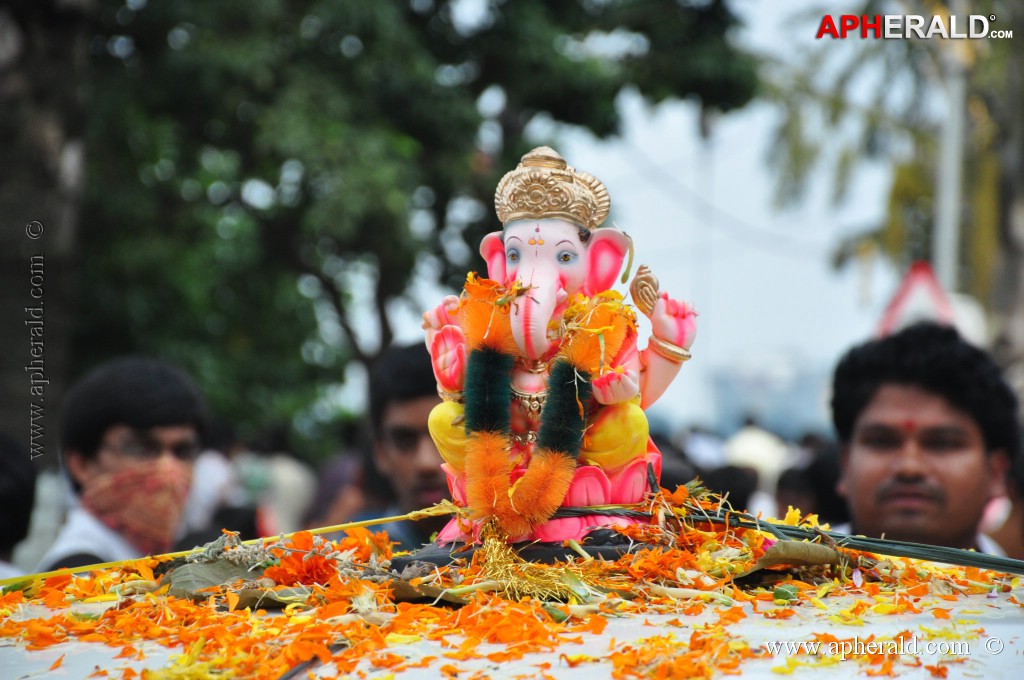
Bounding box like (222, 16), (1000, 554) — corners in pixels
(2, 320), (1022, 578)
(671, 421), (851, 528)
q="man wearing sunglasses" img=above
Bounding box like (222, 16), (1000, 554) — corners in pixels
(355, 343), (449, 551)
(37, 357), (207, 571)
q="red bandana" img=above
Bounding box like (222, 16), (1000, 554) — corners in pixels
(81, 457), (193, 556)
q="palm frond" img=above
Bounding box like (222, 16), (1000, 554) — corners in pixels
(552, 503), (1024, 576)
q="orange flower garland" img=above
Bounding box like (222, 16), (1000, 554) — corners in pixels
(0, 492), (1019, 679)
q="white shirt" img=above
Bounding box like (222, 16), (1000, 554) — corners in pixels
(36, 505), (143, 572)
(976, 533), (1007, 557)
(0, 561), (25, 580)
(181, 449), (237, 532)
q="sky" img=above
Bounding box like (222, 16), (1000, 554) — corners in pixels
(557, 0), (904, 434)
(558, 102), (897, 434)
(346, 1), (925, 439)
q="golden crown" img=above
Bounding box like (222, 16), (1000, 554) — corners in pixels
(494, 147), (611, 230)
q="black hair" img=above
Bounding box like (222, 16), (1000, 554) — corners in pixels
(831, 322), (1019, 458)
(367, 343), (437, 437)
(804, 446), (851, 525)
(60, 356), (207, 463)
(0, 432), (37, 555)
(201, 418), (238, 453)
(703, 465), (758, 513)
(776, 467), (815, 495)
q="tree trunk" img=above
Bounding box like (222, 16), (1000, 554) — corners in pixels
(0, 2), (92, 466)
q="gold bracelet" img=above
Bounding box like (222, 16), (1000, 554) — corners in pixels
(648, 336), (692, 364)
(437, 387), (464, 403)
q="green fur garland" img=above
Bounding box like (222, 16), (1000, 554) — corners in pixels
(535, 358), (591, 457)
(463, 347), (514, 434)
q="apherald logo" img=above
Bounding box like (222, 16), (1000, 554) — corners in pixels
(816, 14), (1012, 40)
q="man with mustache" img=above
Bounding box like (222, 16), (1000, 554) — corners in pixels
(350, 342), (450, 551)
(830, 322), (1017, 553)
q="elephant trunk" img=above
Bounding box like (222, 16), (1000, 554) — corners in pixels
(511, 275), (566, 361)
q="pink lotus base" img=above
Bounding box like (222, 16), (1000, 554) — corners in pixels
(437, 444), (662, 545)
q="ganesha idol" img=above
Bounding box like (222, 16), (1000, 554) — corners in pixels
(422, 146), (697, 549)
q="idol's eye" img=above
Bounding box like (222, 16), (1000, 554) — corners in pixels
(507, 248), (520, 263)
(558, 250), (577, 264)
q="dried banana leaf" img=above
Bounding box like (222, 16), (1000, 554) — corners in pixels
(389, 578), (469, 606)
(231, 586), (311, 609)
(737, 540), (842, 578)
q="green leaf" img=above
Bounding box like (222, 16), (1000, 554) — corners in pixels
(773, 584), (800, 602)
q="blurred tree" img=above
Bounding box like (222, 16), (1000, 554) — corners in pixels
(763, 1), (1024, 385)
(0, 2), (89, 461)
(1, 0), (756, 459)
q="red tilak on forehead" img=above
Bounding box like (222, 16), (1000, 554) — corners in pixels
(901, 419), (917, 434)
